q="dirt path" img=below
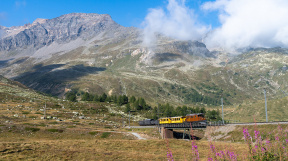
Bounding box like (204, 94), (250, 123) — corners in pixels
(130, 132), (146, 140)
(92, 129), (148, 140)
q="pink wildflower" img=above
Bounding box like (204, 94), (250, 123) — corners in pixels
(275, 136), (279, 141)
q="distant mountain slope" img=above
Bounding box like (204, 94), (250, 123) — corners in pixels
(0, 13), (287, 107)
(0, 75), (45, 99)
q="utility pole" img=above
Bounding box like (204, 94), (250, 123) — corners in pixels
(122, 115), (124, 127)
(44, 101), (47, 119)
(129, 111), (131, 128)
(264, 89), (268, 122)
(129, 111), (135, 128)
(156, 87), (160, 129)
(221, 97), (224, 124)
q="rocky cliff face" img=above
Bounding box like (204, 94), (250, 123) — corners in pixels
(0, 13), (122, 51)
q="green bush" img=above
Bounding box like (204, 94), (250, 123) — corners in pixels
(37, 123), (46, 127)
(89, 131), (98, 135)
(25, 127), (40, 132)
(109, 113), (116, 116)
(47, 129), (64, 133)
(101, 132), (111, 138)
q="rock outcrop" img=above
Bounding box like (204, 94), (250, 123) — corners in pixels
(0, 13), (122, 51)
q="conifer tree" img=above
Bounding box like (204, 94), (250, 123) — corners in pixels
(125, 103), (131, 113)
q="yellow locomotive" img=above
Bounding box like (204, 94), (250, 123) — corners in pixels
(139, 113), (206, 127)
(159, 116), (186, 124)
(159, 113), (206, 125)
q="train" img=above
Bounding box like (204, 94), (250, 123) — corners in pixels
(138, 113), (206, 126)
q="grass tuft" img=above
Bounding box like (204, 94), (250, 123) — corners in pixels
(25, 127), (40, 132)
(47, 129), (64, 133)
(101, 132), (111, 138)
(89, 131), (98, 135)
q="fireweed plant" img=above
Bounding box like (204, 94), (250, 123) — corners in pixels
(190, 123), (200, 161)
(165, 124), (288, 160)
(207, 140), (238, 161)
(165, 131), (174, 161)
(242, 125), (288, 160)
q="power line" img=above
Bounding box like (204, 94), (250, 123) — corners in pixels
(264, 89), (268, 122)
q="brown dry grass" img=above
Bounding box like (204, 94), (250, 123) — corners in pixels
(0, 136), (248, 161)
(0, 122), (250, 161)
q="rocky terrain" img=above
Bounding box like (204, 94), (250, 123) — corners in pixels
(0, 13), (287, 110)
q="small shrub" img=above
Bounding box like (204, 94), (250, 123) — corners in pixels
(25, 127), (40, 132)
(37, 123), (46, 127)
(89, 131), (98, 135)
(48, 121), (58, 124)
(22, 111), (30, 114)
(47, 129), (64, 133)
(89, 123), (95, 125)
(109, 113), (116, 116)
(101, 132), (111, 138)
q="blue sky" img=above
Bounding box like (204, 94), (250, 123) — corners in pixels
(1, 0), (288, 50)
(0, 0), (217, 28)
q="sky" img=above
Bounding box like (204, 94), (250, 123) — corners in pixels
(0, 0), (215, 28)
(1, 0), (288, 51)
(0, 0), (215, 27)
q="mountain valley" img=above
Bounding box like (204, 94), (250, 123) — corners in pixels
(1, 13), (288, 122)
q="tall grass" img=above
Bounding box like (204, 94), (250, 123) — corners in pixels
(166, 123), (288, 160)
(242, 124), (288, 160)
(165, 130), (174, 161)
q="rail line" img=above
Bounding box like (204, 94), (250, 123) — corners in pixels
(226, 121), (288, 126)
(131, 121), (288, 129)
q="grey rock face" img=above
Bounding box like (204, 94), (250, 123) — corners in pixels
(0, 13), (122, 51)
(154, 40), (212, 57)
(0, 26), (5, 38)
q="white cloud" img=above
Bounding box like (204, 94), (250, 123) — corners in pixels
(202, 0), (288, 51)
(142, 0), (209, 48)
(15, 0), (26, 9)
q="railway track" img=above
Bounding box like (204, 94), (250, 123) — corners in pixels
(226, 121), (288, 126)
(131, 121), (288, 129)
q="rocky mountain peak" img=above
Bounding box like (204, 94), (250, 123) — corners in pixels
(32, 18), (47, 25)
(0, 13), (121, 51)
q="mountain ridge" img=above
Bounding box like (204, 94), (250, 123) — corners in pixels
(0, 13), (287, 109)
(0, 13), (124, 52)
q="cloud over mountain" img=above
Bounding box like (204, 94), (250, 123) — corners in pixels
(143, 0), (288, 52)
(142, 0), (209, 47)
(203, 0), (288, 51)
